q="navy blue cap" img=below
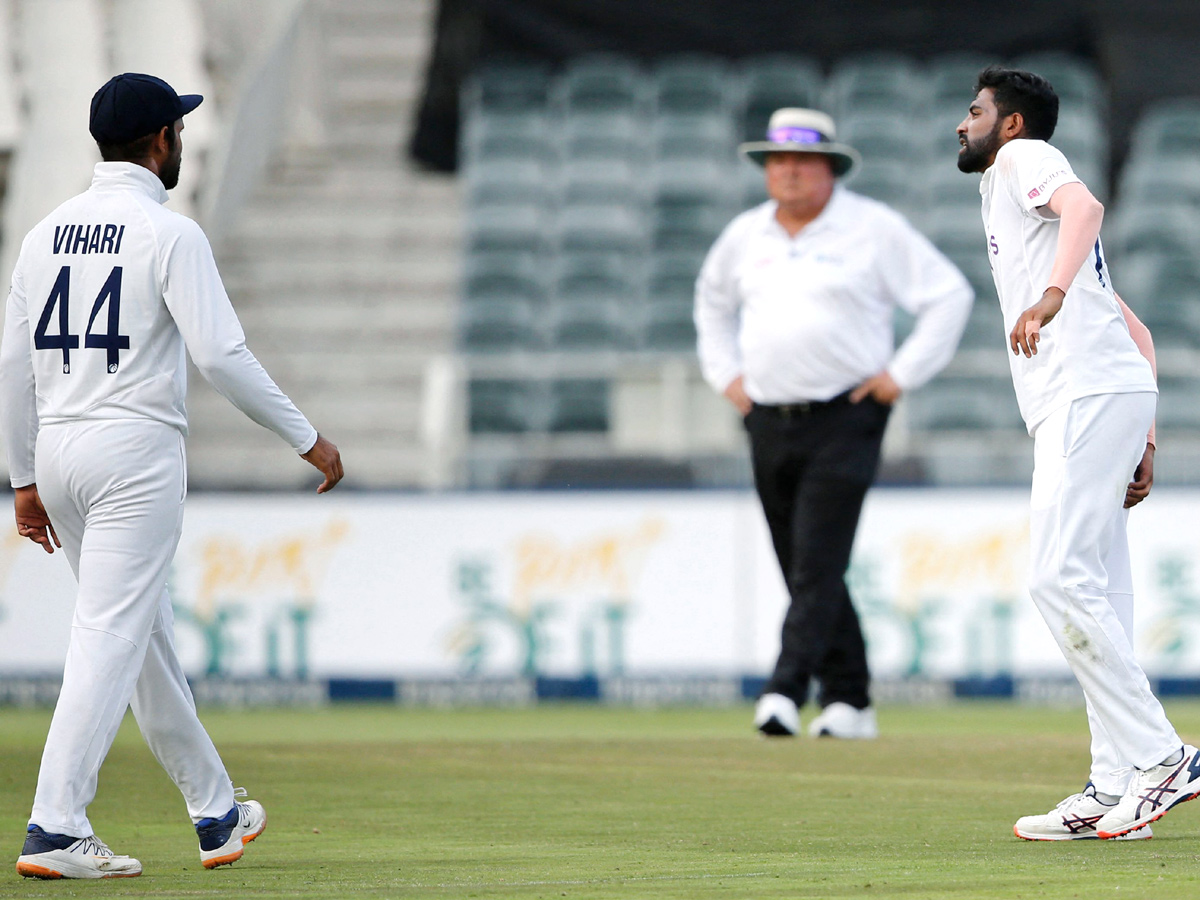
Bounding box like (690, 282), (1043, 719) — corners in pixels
(89, 73), (203, 144)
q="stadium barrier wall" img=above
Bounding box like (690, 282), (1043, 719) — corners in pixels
(4, 490), (1200, 704)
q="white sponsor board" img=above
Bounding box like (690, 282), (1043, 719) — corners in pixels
(2, 489), (1200, 680)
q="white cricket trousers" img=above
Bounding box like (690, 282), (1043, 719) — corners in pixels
(29, 419), (234, 837)
(1029, 391), (1180, 796)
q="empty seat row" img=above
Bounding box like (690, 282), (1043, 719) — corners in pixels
(464, 51), (1104, 124)
(463, 106), (1106, 171)
(462, 297), (694, 354)
(470, 379), (609, 434)
(465, 251), (700, 304)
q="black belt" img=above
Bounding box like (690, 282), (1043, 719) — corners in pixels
(754, 391), (853, 419)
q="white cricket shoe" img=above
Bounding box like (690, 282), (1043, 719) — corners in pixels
(16, 827), (142, 879)
(1097, 745), (1200, 839)
(808, 702), (878, 739)
(1014, 783), (1151, 841)
(754, 693), (799, 736)
(197, 790), (267, 869)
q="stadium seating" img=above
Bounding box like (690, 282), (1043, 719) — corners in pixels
(457, 50), (1125, 456)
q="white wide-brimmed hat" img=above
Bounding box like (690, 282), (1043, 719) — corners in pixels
(739, 108), (861, 178)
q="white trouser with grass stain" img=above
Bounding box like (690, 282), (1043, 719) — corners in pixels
(1029, 391), (1180, 797)
(29, 419), (234, 838)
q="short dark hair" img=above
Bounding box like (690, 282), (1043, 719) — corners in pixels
(97, 121), (175, 163)
(974, 66), (1059, 141)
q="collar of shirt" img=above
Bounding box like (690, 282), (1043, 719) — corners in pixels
(759, 185), (851, 244)
(91, 161), (169, 205)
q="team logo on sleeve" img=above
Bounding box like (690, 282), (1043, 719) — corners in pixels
(1027, 170), (1068, 201)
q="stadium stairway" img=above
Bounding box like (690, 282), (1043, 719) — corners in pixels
(186, 0), (459, 489)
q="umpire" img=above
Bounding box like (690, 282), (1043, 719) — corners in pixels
(695, 108), (972, 738)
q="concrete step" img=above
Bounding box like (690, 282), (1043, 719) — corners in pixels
(191, 0), (457, 489)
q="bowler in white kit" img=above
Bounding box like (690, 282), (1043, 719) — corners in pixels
(0, 73), (343, 879)
(957, 65), (1200, 841)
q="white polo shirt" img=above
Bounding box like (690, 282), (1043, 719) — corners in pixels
(979, 139), (1156, 431)
(0, 163), (317, 487)
(694, 187), (973, 404)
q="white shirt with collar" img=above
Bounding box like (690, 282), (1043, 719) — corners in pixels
(694, 186), (973, 404)
(979, 139), (1156, 432)
(0, 162), (317, 487)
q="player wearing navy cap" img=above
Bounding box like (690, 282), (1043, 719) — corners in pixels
(1, 73), (343, 879)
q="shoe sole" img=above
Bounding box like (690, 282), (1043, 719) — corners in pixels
(202, 812), (267, 869)
(1014, 826), (1101, 841)
(1014, 825), (1152, 842)
(15, 861), (140, 879)
(756, 717), (796, 737)
(1097, 790), (1200, 839)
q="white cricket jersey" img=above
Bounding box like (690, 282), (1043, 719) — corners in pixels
(979, 139), (1156, 431)
(694, 188), (973, 403)
(0, 163), (317, 487)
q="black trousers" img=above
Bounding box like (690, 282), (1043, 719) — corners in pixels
(745, 393), (891, 711)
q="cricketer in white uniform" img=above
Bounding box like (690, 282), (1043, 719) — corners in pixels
(957, 65), (1200, 842)
(0, 74), (343, 879)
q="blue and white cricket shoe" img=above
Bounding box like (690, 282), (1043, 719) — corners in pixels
(1014, 783), (1150, 841)
(1097, 745), (1200, 839)
(197, 789), (267, 869)
(16, 826), (142, 878)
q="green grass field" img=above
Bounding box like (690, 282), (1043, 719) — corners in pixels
(3, 702), (1200, 899)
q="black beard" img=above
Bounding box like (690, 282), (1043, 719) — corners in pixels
(160, 156), (181, 190)
(957, 124), (1003, 174)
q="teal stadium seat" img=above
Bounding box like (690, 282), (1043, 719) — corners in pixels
(560, 158), (639, 206)
(549, 299), (635, 350)
(924, 163), (988, 214)
(653, 55), (734, 116)
(1011, 53), (1104, 112)
(825, 52), (927, 117)
(846, 159), (918, 212)
(465, 158), (554, 207)
(460, 299), (543, 353)
(927, 53), (995, 108)
(1129, 100), (1200, 160)
(468, 379), (543, 433)
(461, 61), (551, 115)
(555, 203), (646, 255)
(1107, 205), (1200, 258)
(739, 54), (824, 141)
(905, 375), (1024, 432)
(561, 110), (647, 161)
(553, 253), (641, 305)
(652, 112), (737, 162)
(1120, 157), (1200, 209)
(460, 111), (554, 164)
(464, 253), (548, 305)
(840, 111), (925, 163)
(556, 54), (646, 115)
(1155, 377), (1200, 429)
(466, 202), (549, 255)
(549, 379), (610, 432)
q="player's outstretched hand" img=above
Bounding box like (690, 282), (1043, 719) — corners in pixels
(302, 434), (344, 493)
(1125, 443), (1154, 509)
(13, 485), (60, 554)
(1011, 287), (1066, 357)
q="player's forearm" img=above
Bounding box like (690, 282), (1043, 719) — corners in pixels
(197, 343), (317, 453)
(0, 306), (38, 487)
(1045, 186), (1104, 294)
